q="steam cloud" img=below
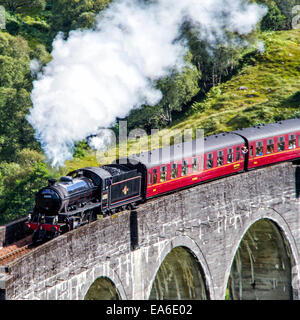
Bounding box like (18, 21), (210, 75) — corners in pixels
(27, 0), (267, 167)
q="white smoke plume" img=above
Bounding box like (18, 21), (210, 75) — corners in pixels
(27, 0), (267, 167)
(30, 59), (42, 77)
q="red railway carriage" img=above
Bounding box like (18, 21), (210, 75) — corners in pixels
(127, 132), (247, 199)
(199, 133), (245, 184)
(126, 118), (300, 200)
(234, 119), (300, 170)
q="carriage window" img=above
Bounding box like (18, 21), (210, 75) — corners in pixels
(267, 139), (274, 154)
(217, 151), (224, 166)
(182, 160), (188, 176)
(236, 147), (240, 161)
(148, 173), (152, 185)
(171, 163), (178, 179)
(289, 134), (296, 149)
(298, 135), (300, 147)
(192, 158), (199, 173)
(160, 166), (167, 182)
(278, 136), (285, 151)
(153, 169), (157, 184)
(227, 148), (233, 163)
(256, 141), (263, 156)
(207, 153), (213, 169)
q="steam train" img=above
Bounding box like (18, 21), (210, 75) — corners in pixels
(26, 118), (300, 243)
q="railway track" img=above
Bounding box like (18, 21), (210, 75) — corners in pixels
(0, 212), (126, 266)
(0, 201), (177, 266)
(0, 235), (34, 266)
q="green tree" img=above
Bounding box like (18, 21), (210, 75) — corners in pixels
(29, 43), (52, 66)
(126, 104), (166, 134)
(0, 28), (48, 225)
(0, 150), (51, 224)
(183, 26), (245, 93)
(274, 0), (297, 29)
(155, 65), (201, 125)
(51, 0), (111, 35)
(260, 0), (286, 30)
(0, 88), (38, 161)
(258, 0), (297, 30)
(0, 32), (39, 161)
(0, 33), (31, 88)
(0, 0), (46, 14)
(73, 140), (89, 159)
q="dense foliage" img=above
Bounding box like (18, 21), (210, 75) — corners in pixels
(0, 0), (299, 224)
(51, 0), (111, 35)
(259, 0), (298, 30)
(0, 0), (46, 14)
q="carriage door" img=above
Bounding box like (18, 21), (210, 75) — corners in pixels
(248, 141), (255, 168)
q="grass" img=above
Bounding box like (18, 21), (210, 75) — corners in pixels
(63, 29), (300, 174)
(172, 29), (300, 134)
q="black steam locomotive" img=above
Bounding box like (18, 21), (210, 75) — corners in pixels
(26, 162), (146, 243)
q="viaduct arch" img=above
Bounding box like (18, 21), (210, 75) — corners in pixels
(1, 161), (300, 300)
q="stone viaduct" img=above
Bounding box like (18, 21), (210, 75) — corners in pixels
(1, 161), (300, 300)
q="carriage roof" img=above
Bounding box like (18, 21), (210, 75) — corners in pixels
(233, 118), (300, 142)
(117, 118), (300, 169)
(125, 132), (244, 168)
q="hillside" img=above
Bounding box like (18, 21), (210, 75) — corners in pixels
(63, 28), (300, 173)
(172, 29), (300, 134)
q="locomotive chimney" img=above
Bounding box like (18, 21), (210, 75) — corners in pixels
(48, 178), (57, 186)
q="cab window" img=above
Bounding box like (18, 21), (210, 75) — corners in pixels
(103, 178), (111, 191)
